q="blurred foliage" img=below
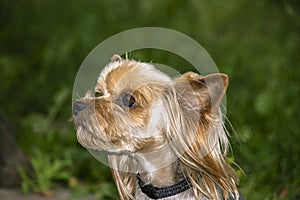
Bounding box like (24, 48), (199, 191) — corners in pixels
(18, 149), (72, 195)
(0, 0), (299, 199)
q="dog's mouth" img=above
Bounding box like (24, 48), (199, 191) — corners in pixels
(72, 107), (105, 151)
(75, 123), (100, 149)
(74, 116), (132, 153)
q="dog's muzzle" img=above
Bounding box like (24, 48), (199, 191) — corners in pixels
(73, 101), (87, 116)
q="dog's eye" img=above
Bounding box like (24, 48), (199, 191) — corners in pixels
(95, 90), (103, 97)
(122, 93), (136, 108)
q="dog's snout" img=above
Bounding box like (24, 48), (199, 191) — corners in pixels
(73, 101), (87, 116)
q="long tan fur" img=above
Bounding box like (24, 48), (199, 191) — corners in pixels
(73, 57), (239, 200)
(164, 72), (239, 199)
(106, 71), (238, 200)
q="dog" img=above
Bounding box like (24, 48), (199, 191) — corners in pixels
(73, 55), (241, 200)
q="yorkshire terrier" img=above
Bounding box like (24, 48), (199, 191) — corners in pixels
(73, 55), (242, 200)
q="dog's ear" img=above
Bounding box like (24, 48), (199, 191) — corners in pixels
(174, 72), (228, 113)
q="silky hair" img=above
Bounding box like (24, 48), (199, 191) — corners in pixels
(108, 71), (239, 200)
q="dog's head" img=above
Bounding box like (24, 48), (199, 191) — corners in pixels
(73, 55), (238, 199)
(73, 56), (227, 152)
(73, 56), (172, 153)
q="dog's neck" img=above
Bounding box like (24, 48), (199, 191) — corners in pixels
(134, 144), (184, 187)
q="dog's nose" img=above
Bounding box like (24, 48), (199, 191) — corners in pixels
(73, 102), (87, 116)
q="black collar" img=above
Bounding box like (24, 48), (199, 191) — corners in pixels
(137, 173), (191, 199)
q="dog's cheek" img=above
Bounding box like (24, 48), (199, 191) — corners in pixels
(129, 107), (150, 127)
(96, 106), (135, 149)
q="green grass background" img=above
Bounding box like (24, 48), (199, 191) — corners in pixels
(1, 0), (299, 199)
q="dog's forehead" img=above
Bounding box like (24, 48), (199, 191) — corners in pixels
(95, 60), (131, 93)
(96, 60), (171, 94)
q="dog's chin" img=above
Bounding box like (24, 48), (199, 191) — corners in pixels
(75, 126), (99, 150)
